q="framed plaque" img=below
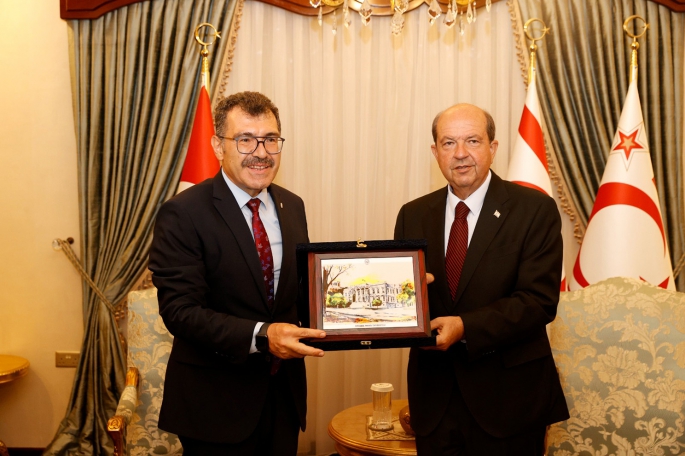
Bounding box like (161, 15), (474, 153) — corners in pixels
(296, 240), (435, 351)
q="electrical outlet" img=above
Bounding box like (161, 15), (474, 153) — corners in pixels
(55, 351), (80, 368)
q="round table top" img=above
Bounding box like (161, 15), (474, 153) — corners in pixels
(0, 355), (29, 384)
(328, 399), (416, 456)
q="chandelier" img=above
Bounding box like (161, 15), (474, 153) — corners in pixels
(310, 0), (493, 36)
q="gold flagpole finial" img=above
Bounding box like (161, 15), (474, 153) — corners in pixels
(194, 23), (221, 91)
(623, 15), (648, 83)
(523, 18), (550, 86)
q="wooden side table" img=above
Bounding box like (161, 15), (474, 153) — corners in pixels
(328, 399), (416, 456)
(0, 355), (30, 456)
(0, 355), (29, 384)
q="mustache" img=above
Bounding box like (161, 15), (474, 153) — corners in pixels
(242, 156), (274, 168)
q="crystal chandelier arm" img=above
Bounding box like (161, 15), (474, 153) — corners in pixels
(255, 0), (502, 16)
(422, 0), (496, 14)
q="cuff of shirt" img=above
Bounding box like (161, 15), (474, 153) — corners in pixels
(249, 322), (264, 354)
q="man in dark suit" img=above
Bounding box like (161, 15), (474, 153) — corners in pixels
(149, 91), (326, 455)
(394, 103), (569, 455)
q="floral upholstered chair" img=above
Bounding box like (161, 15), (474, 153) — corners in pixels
(107, 288), (183, 455)
(546, 277), (685, 455)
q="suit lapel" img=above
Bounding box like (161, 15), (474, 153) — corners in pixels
(270, 186), (292, 314)
(452, 172), (510, 306)
(211, 175), (270, 310)
(425, 188), (454, 317)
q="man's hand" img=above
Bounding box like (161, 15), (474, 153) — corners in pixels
(422, 272), (464, 351)
(425, 316), (464, 351)
(267, 323), (326, 359)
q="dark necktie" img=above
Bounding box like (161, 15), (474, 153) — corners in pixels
(247, 199), (274, 309)
(445, 201), (469, 300)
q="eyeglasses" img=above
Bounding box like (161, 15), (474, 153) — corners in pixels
(217, 135), (285, 155)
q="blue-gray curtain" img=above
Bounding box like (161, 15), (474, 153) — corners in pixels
(44, 0), (238, 453)
(517, 0), (684, 290)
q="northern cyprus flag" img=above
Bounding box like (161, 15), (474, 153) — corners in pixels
(507, 71), (568, 291)
(571, 81), (674, 290)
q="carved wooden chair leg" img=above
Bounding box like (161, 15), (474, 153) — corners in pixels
(106, 367), (140, 456)
(107, 416), (126, 456)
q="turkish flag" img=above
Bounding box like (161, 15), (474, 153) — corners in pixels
(507, 72), (568, 291)
(177, 85), (219, 193)
(571, 81), (675, 290)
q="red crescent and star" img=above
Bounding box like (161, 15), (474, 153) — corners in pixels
(612, 127), (646, 162)
(574, 123), (670, 289)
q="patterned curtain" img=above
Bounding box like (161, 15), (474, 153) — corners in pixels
(515, 0), (685, 290)
(44, 0), (237, 453)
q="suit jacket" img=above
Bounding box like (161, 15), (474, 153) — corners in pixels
(394, 171), (569, 439)
(149, 173), (309, 443)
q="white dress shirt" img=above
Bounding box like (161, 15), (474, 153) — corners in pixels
(222, 170), (282, 353)
(443, 170), (492, 254)
(442, 171), (492, 343)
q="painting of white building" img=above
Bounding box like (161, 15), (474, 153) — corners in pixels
(320, 255), (419, 330)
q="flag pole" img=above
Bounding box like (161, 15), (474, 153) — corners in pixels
(177, 23), (222, 193)
(511, 18), (569, 290)
(522, 18), (549, 86)
(194, 23), (221, 91)
(623, 15), (649, 83)
(571, 13), (675, 290)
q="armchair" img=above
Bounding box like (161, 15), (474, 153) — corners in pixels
(107, 288), (182, 455)
(546, 277), (685, 454)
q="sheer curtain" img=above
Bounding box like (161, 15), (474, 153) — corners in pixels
(221, 1), (525, 453)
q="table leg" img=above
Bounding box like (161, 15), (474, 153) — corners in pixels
(0, 439), (8, 456)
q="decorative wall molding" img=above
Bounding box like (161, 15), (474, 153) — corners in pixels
(657, 0), (685, 11)
(60, 0), (684, 19)
(59, 0), (503, 18)
(60, 0), (142, 19)
(261, 0), (685, 15)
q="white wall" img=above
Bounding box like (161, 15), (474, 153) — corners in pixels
(0, 0), (83, 447)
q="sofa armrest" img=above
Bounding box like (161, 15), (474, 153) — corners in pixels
(107, 367), (140, 456)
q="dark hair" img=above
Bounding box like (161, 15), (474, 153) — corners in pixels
(214, 91), (281, 136)
(431, 105), (496, 143)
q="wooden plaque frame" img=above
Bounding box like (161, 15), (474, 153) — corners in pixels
(297, 240), (435, 350)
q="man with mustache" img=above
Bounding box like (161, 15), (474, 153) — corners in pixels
(149, 91), (326, 455)
(394, 103), (568, 455)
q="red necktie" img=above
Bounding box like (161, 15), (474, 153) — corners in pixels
(247, 199), (274, 309)
(445, 202), (469, 300)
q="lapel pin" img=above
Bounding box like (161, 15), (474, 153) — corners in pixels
(494, 210), (500, 218)
(280, 203), (283, 208)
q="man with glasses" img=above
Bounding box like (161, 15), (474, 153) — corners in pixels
(150, 91), (326, 455)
